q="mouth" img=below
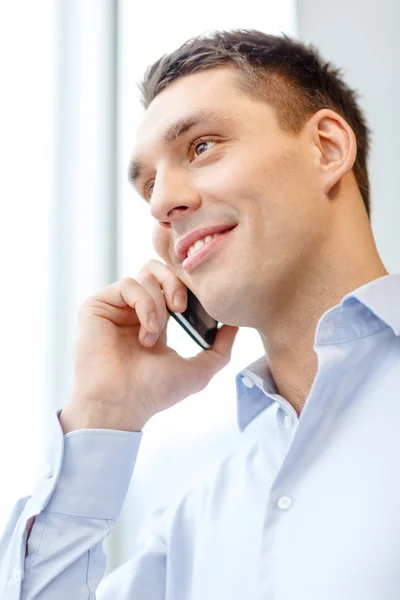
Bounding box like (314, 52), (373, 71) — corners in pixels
(175, 224), (237, 261)
(182, 225), (237, 273)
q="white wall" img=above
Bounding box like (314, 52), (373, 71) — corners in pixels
(0, 0), (120, 540)
(0, 1), (56, 533)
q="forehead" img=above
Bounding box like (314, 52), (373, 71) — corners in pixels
(134, 67), (243, 150)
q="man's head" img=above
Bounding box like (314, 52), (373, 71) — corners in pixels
(129, 30), (377, 328)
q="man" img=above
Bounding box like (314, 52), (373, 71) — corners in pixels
(1, 29), (399, 600)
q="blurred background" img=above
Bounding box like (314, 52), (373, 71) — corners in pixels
(0, 0), (399, 576)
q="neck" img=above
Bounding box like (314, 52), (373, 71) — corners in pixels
(258, 197), (388, 415)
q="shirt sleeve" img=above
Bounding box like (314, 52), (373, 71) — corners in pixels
(0, 408), (167, 600)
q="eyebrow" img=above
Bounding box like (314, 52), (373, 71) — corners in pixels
(128, 108), (236, 191)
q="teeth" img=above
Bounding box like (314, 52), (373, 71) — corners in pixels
(187, 233), (219, 257)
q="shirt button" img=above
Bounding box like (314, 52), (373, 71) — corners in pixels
(12, 567), (21, 582)
(284, 415), (293, 429)
(277, 496), (293, 510)
(241, 375), (254, 388)
(43, 466), (54, 478)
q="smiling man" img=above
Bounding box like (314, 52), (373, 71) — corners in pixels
(129, 40), (388, 415)
(1, 29), (400, 600)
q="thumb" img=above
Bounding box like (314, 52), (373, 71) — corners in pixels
(209, 324), (240, 361)
(188, 325), (240, 384)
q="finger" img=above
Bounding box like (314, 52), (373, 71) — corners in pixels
(185, 325), (240, 389)
(135, 261), (188, 346)
(139, 260), (188, 312)
(89, 277), (159, 335)
(136, 270), (168, 327)
(135, 271), (171, 345)
(208, 324), (240, 360)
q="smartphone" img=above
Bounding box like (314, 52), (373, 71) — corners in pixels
(166, 287), (219, 350)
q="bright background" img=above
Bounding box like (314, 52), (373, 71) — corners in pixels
(0, 0), (399, 576)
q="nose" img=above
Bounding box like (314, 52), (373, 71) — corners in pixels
(149, 168), (201, 228)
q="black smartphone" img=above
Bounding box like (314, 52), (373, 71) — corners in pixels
(166, 287), (219, 350)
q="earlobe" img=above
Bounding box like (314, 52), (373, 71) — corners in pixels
(311, 109), (357, 196)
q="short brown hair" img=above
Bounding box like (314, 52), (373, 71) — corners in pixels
(139, 29), (372, 219)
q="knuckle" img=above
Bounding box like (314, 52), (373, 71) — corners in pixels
(142, 258), (162, 270)
(138, 269), (155, 283)
(120, 276), (136, 287)
(135, 262), (186, 312)
(140, 290), (156, 310)
(79, 296), (91, 308)
(164, 273), (182, 295)
(147, 297), (158, 313)
(79, 296), (95, 310)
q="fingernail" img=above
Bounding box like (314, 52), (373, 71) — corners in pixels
(173, 291), (186, 309)
(144, 332), (158, 345)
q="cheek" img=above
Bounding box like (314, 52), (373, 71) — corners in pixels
(229, 142), (291, 195)
(257, 146), (311, 209)
(242, 148), (313, 240)
(152, 226), (171, 261)
(152, 227), (184, 276)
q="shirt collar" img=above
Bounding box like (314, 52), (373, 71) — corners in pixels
(235, 273), (400, 432)
(339, 273), (400, 336)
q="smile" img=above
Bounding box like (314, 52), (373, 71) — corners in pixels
(182, 227), (236, 273)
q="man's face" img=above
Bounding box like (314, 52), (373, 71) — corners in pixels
(130, 67), (328, 327)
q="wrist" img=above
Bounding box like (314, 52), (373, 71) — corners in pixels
(60, 403), (146, 434)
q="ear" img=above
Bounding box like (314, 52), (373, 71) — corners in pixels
(307, 109), (357, 195)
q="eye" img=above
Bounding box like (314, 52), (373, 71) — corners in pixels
(142, 137), (217, 199)
(145, 181), (154, 198)
(189, 137), (216, 158)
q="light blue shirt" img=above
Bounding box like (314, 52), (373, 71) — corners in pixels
(1, 273), (400, 599)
